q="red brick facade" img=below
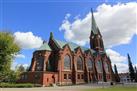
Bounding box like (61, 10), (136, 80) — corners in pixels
(18, 10), (113, 86)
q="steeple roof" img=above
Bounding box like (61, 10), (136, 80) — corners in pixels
(91, 8), (101, 35)
(50, 32), (54, 39)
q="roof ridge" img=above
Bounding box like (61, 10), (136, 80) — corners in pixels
(54, 39), (95, 51)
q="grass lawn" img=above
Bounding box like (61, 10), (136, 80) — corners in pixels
(83, 86), (137, 91)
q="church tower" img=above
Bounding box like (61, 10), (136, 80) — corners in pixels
(90, 9), (104, 52)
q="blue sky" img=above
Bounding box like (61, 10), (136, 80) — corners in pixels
(0, 0), (137, 72)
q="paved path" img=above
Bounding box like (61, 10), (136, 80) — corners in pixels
(0, 83), (110, 91)
(1, 83), (137, 91)
(1, 88), (78, 91)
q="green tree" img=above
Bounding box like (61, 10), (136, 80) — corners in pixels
(0, 32), (20, 82)
(6, 65), (26, 83)
(4, 70), (20, 83)
(17, 65), (25, 72)
(114, 64), (120, 82)
(127, 54), (135, 82)
(134, 66), (137, 82)
(26, 66), (30, 71)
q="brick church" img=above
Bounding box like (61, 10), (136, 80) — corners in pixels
(18, 10), (113, 86)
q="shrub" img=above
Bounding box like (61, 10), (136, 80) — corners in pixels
(0, 83), (34, 88)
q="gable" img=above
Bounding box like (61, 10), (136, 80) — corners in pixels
(75, 47), (84, 56)
(62, 44), (73, 55)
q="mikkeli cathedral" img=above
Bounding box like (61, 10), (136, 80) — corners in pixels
(18, 10), (113, 86)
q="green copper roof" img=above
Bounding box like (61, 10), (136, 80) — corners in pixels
(53, 39), (95, 54)
(54, 39), (81, 51)
(81, 46), (89, 51)
(55, 39), (67, 48)
(37, 42), (52, 51)
(49, 33), (95, 53)
(89, 49), (96, 54)
(68, 42), (80, 51)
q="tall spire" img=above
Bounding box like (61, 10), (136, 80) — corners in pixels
(90, 8), (104, 51)
(91, 8), (99, 35)
(91, 8), (93, 32)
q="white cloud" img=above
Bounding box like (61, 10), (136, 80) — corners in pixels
(59, 2), (137, 48)
(65, 13), (71, 19)
(113, 63), (128, 73)
(106, 49), (128, 73)
(14, 32), (43, 49)
(14, 54), (25, 59)
(106, 49), (126, 63)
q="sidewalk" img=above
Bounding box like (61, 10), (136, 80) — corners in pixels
(1, 83), (137, 91)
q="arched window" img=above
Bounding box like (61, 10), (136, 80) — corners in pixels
(64, 55), (71, 70)
(96, 60), (102, 72)
(77, 57), (83, 70)
(35, 56), (44, 71)
(87, 59), (93, 71)
(46, 60), (51, 71)
(104, 62), (109, 73)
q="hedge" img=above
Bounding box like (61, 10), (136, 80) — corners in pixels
(0, 83), (34, 88)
